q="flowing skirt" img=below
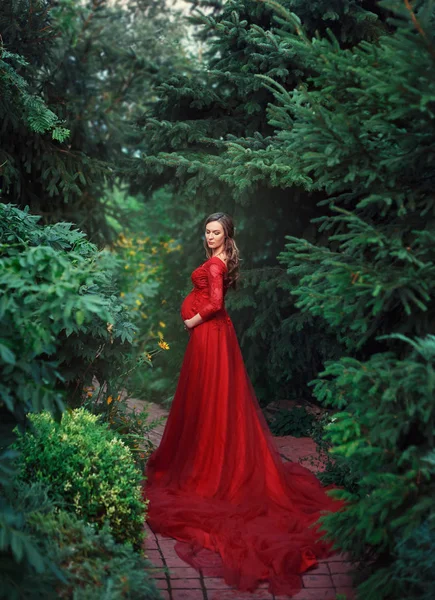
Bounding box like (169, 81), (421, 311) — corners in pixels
(143, 314), (344, 596)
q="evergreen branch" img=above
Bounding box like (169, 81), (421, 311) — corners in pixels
(403, 0), (435, 61)
(255, 0), (309, 42)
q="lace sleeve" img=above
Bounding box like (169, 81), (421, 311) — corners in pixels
(198, 261), (225, 320)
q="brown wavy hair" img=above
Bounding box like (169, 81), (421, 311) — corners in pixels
(203, 212), (240, 289)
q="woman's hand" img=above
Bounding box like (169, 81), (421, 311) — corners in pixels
(184, 314), (204, 332)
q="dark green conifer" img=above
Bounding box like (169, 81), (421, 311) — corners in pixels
(129, 0), (388, 402)
(0, 0), (183, 243)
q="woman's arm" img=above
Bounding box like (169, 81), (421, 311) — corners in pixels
(184, 261), (225, 330)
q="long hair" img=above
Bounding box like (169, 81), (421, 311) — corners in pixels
(203, 212), (240, 289)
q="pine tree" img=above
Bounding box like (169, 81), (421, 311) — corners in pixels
(0, 0), (184, 243)
(126, 0), (389, 403)
(265, 1), (435, 597)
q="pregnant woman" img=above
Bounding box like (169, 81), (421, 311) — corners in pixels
(144, 212), (344, 597)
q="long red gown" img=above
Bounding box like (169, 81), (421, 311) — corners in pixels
(144, 255), (345, 597)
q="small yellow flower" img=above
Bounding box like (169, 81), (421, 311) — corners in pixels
(87, 392), (93, 398)
(158, 340), (170, 350)
(107, 396), (113, 405)
(159, 321), (166, 328)
(144, 352), (152, 361)
(161, 299), (167, 305)
(129, 250), (136, 256)
(135, 299), (141, 306)
(124, 264), (130, 270)
(120, 292), (125, 298)
(157, 330), (164, 339)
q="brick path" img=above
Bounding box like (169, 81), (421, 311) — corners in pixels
(141, 401), (356, 600)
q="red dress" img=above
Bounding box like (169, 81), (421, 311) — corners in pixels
(144, 255), (344, 596)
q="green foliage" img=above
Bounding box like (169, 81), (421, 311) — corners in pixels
(312, 334), (435, 599)
(0, 0), (186, 242)
(311, 413), (361, 494)
(391, 519), (435, 600)
(0, 450), (49, 589)
(269, 405), (315, 437)
(0, 203), (152, 590)
(13, 409), (146, 549)
(0, 202), (138, 420)
(82, 392), (166, 472)
(0, 45), (70, 140)
(1, 481), (161, 600)
(104, 192), (203, 406)
(126, 0), (386, 404)
(267, 1), (435, 595)
(0, 203), (142, 583)
(127, 0), (435, 597)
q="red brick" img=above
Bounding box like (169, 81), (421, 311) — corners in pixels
(159, 538), (177, 548)
(171, 591), (204, 600)
(151, 569), (167, 579)
(305, 563), (330, 575)
(154, 579), (168, 589)
(169, 566), (201, 578)
(162, 553), (191, 568)
(160, 548), (182, 558)
(171, 579), (202, 589)
(144, 522), (155, 536)
(145, 551), (164, 567)
(332, 574), (354, 588)
(327, 552), (351, 562)
(144, 538), (159, 550)
(203, 577), (234, 590)
(328, 561), (354, 574)
(155, 532), (173, 542)
(302, 574), (333, 588)
(201, 566), (223, 577)
(158, 592), (170, 600)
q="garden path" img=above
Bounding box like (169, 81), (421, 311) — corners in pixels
(135, 400), (357, 600)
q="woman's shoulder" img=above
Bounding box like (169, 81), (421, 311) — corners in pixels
(208, 255), (228, 270)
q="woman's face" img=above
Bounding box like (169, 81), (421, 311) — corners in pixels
(205, 220), (225, 249)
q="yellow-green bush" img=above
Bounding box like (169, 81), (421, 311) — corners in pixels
(13, 409), (146, 549)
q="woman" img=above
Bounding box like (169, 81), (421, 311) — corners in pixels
(144, 212), (344, 597)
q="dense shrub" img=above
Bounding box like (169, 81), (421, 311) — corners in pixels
(269, 406), (315, 437)
(0, 203), (138, 430)
(13, 409), (146, 548)
(1, 481), (162, 600)
(0, 203), (139, 581)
